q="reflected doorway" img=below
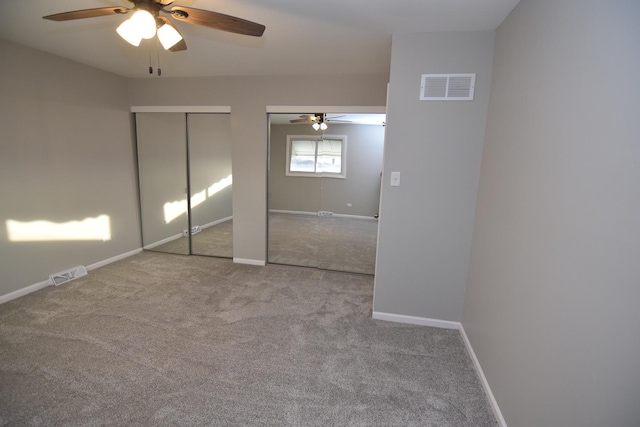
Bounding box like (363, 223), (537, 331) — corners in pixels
(267, 111), (385, 274)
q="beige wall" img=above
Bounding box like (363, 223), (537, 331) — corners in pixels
(373, 31), (495, 322)
(462, 1), (640, 426)
(269, 123), (384, 217)
(128, 74), (389, 262)
(0, 39), (141, 296)
(0, 36), (387, 296)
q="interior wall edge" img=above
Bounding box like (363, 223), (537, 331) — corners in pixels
(459, 324), (508, 427)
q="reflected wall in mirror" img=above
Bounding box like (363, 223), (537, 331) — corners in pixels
(188, 113), (233, 258)
(135, 112), (232, 258)
(268, 113), (385, 274)
(136, 112), (190, 255)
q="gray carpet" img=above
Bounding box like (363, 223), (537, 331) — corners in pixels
(153, 213), (378, 275)
(0, 252), (496, 426)
(268, 213), (378, 275)
(151, 220), (234, 258)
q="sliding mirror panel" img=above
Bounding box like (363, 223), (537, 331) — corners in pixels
(268, 114), (321, 268)
(188, 113), (233, 258)
(317, 124), (384, 274)
(268, 113), (385, 274)
(136, 112), (189, 255)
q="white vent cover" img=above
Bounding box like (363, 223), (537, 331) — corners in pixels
(420, 74), (476, 100)
(49, 265), (88, 286)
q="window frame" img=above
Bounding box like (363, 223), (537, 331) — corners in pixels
(285, 134), (347, 179)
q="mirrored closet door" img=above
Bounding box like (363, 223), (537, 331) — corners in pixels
(136, 112), (232, 258)
(267, 112), (385, 275)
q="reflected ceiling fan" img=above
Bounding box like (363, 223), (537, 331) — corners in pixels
(43, 0), (266, 53)
(290, 114), (352, 130)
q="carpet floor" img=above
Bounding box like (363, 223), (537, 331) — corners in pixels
(0, 252), (496, 426)
(151, 213), (378, 275)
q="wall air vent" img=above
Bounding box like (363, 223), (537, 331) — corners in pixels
(49, 265), (88, 286)
(420, 73), (476, 101)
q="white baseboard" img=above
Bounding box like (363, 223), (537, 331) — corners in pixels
(459, 325), (508, 427)
(0, 247), (143, 305)
(233, 258), (266, 266)
(331, 213), (377, 220)
(200, 216), (233, 230)
(87, 248), (143, 271)
(372, 311), (461, 330)
(143, 233), (182, 250)
(371, 312), (507, 426)
(270, 209), (377, 220)
(0, 279), (51, 305)
(269, 209), (317, 216)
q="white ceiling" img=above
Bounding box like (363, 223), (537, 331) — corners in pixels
(0, 0), (519, 78)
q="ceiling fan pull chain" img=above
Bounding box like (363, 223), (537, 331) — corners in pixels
(148, 39), (153, 74)
(156, 37), (162, 76)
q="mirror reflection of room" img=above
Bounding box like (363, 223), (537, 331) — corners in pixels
(135, 112), (233, 258)
(268, 113), (385, 275)
(188, 113), (233, 258)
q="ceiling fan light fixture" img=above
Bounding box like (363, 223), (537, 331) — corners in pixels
(157, 22), (183, 50)
(320, 122), (328, 130)
(130, 9), (156, 39)
(116, 19), (142, 46)
(312, 123), (320, 131)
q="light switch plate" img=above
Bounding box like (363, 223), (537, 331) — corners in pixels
(391, 172), (401, 187)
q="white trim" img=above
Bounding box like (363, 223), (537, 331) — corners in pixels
(86, 248), (143, 270)
(131, 106), (231, 113)
(0, 248), (143, 304)
(267, 105), (386, 114)
(269, 210), (377, 220)
(371, 311), (461, 330)
(200, 216), (233, 230)
(143, 233), (183, 250)
(270, 210), (318, 216)
(331, 213), (378, 221)
(460, 325), (508, 427)
(233, 258), (266, 266)
(0, 279), (51, 304)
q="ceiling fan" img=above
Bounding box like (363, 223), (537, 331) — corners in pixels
(43, 0), (266, 53)
(290, 114), (352, 130)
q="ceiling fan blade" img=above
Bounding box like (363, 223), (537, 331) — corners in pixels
(290, 115), (321, 123)
(43, 7), (128, 21)
(170, 6), (266, 37)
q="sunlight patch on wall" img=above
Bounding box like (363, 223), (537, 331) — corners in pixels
(163, 199), (188, 224)
(163, 175), (233, 224)
(191, 189), (206, 207)
(208, 174), (233, 197)
(6, 215), (112, 242)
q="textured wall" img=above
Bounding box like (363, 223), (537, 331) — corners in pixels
(374, 31), (495, 321)
(0, 39), (140, 297)
(462, 1), (640, 425)
(269, 123), (384, 217)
